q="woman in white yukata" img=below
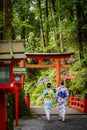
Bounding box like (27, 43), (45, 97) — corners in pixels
(56, 80), (69, 122)
(42, 83), (54, 122)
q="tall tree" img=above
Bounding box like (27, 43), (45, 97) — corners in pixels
(20, 9), (25, 40)
(3, 0), (12, 40)
(76, 0), (83, 59)
(50, 0), (56, 42)
(45, 0), (49, 46)
(57, 0), (63, 52)
(3, 0), (13, 130)
(76, 0), (87, 58)
(37, 0), (45, 51)
(0, 0), (3, 40)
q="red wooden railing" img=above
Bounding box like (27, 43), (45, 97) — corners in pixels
(69, 95), (87, 112)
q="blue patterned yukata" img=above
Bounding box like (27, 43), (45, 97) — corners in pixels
(42, 88), (54, 120)
(56, 86), (69, 121)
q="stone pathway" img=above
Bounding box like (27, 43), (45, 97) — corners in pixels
(14, 115), (87, 130)
(30, 106), (84, 115)
(14, 106), (87, 130)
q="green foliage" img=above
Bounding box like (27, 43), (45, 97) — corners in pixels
(69, 59), (87, 97)
(81, 57), (87, 67)
(9, 0), (87, 55)
(18, 90), (34, 119)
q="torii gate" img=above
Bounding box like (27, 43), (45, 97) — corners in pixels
(21, 52), (74, 88)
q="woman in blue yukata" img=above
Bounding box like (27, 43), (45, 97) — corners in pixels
(42, 83), (54, 122)
(56, 80), (69, 122)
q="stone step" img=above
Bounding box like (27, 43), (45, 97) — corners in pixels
(30, 106), (85, 115)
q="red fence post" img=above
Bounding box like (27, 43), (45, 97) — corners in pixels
(24, 93), (30, 109)
(69, 94), (87, 113)
(69, 95), (74, 107)
(83, 94), (87, 112)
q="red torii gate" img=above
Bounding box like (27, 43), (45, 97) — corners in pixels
(20, 52), (74, 111)
(21, 52), (74, 113)
(24, 52), (74, 87)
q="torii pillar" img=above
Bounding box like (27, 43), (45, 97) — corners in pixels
(55, 58), (60, 87)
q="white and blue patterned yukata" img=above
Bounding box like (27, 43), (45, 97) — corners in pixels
(42, 88), (54, 120)
(56, 86), (69, 121)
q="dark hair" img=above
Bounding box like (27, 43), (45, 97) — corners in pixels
(47, 83), (52, 88)
(60, 80), (64, 85)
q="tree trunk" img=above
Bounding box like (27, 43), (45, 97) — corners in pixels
(37, 0), (45, 51)
(3, 0), (12, 40)
(20, 8), (25, 40)
(58, 0), (63, 52)
(59, 17), (63, 52)
(50, 0), (56, 42)
(76, 1), (83, 59)
(3, 0), (13, 130)
(45, 0), (49, 46)
(0, 0), (3, 40)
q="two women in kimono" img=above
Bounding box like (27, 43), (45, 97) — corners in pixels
(56, 80), (69, 122)
(42, 83), (54, 122)
(42, 80), (69, 123)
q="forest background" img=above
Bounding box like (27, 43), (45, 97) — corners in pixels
(1, 0), (87, 108)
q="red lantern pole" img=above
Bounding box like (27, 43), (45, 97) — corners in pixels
(0, 92), (6, 130)
(15, 93), (19, 126)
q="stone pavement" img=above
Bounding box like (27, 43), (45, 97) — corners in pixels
(14, 106), (87, 130)
(30, 106), (84, 115)
(14, 115), (87, 130)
